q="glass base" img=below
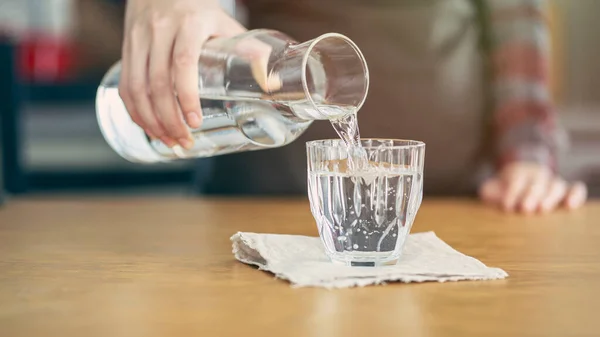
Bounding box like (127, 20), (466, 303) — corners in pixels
(327, 251), (401, 267)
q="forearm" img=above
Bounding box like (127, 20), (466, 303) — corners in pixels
(488, 0), (565, 171)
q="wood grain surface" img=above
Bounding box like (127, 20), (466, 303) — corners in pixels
(1, 197), (599, 337)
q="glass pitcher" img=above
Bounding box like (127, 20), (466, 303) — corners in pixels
(96, 29), (369, 163)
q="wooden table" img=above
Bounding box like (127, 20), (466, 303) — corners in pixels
(1, 198), (599, 337)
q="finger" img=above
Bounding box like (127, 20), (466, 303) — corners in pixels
(520, 170), (551, 214)
(128, 23), (175, 146)
(149, 21), (193, 149)
(478, 178), (503, 206)
(118, 38), (144, 132)
(502, 173), (530, 212)
(173, 20), (206, 130)
(564, 181), (587, 210)
(540, 178), (567, 213)
(173, 14), (247, 130)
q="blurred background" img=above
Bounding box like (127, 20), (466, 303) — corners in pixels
(0, 0), (598, 198)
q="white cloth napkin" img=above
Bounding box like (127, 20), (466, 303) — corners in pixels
(231, 231), (508, 288)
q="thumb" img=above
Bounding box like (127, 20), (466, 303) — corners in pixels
(223, 26), (282, 93)
(217, 15), (247, 37)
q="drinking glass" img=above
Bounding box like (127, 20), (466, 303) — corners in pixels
(307, 139), (425, 266)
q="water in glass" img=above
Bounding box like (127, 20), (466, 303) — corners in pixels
(307, 139), (425, 266)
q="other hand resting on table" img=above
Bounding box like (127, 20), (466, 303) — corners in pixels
(478, 162), (587, 214)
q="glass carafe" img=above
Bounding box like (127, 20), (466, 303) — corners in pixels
(96, 29), (369, 163)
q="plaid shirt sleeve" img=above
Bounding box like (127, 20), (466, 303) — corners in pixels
(487, 0), (566, 171)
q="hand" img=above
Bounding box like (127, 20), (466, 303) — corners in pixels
(478, 162), (587, 214)
(119, 0), (246, 149)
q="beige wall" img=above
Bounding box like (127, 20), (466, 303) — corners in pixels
(553, 0), (600, 107)
(547, 1), (600, 183)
